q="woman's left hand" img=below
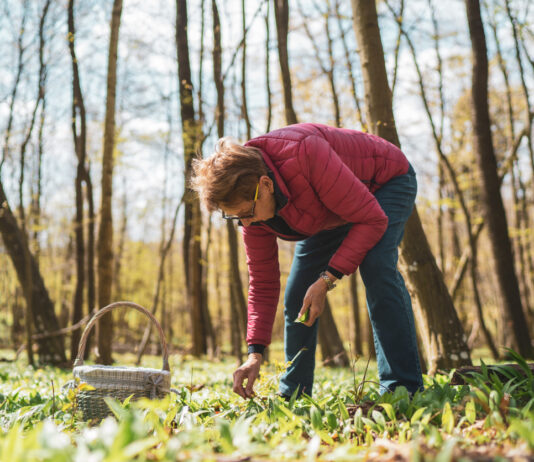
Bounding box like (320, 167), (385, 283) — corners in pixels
(297, 279), (329, 327)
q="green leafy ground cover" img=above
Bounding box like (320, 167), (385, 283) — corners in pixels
(1, 351), (533, 461)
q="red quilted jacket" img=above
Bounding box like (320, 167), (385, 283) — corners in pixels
(243, 123), (409, 347)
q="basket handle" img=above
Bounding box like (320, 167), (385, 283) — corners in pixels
(73, 301), (170, 371)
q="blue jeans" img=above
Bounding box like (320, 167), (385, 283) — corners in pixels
(279, 165), (423, 397)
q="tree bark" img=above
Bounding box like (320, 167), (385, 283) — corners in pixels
(465, 0), (532, 357)
(273, 0), (298, 125)
(318, 299), (349, 367)
(349, 272), (363, 356)
(265, 0), (273, 133)
(0, 181), (66, 364)
(241, 0), (252, 139)
(68, 0), (88, 362)
(351, 0), (471, 373)
(177, 0), (212, 356)
(97, 0), (123, 365)
(212, 0), (248, 355)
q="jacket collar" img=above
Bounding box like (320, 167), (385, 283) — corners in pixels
(258, 148), (292, 204)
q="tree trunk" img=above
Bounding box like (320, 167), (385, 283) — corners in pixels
(349, 273), (363, 356)
(68, 0), (88, 362)
(351, 0), (471, 373)
(226, 221), (248, 339)
(241, 0), (252, 139)
(273, 0), (298, 125)
(464, 0), (532, 357)
(265, 1), (273, 133)
(97, 0), (123, 365)
(177, 0), (211, 356)
(32, 0), (49, 262)
(213, 0), (248, 356)
(84, 165), (96, 358)
(0, 181), (66, 364)
(318, 299), (349, 367)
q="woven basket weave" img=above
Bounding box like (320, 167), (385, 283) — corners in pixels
(72, 301), (171, 420)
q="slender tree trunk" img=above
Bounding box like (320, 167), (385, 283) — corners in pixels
(68, 0), (88, 362)
(196, 0), (215, 355)
(97, 0), (123, 365)
(241, 0), (251, 139)
(214, 228), (223, 355)
(351, 0), (471, 373)
(318, 299), (349, 367)
(113, 184), (127, 301)
(265, 0), (273, 133)
(349, 273), (363, 356)
(273, 0), (298, 125)
(84, 165), (96, 358)
(177, 0), (212, 356)
(437, 163), (445, 274)
(213, 0), (248, 354)
(226, 221), (248, 338)
(32, 0), (49, 262)
(229, 278), (244, 363)
(465, 0), (532, 357)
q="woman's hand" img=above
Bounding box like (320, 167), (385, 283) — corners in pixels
(296, 277), (330, 327)
(233, 353), (262, 399)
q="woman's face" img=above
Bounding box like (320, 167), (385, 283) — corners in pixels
(220, 175), (276, 226)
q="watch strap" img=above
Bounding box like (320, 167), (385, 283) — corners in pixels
(320, 271), (337, 291)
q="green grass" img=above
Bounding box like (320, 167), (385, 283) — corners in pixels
(0, 352), (533, 461)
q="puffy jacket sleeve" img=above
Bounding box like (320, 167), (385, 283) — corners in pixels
(298, 135), (388, 275)
(242, 224), (280, 346)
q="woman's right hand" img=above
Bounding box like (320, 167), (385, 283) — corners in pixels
(232, 353), (262, 399)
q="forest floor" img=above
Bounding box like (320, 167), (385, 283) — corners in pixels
(1, 349), (533, 461)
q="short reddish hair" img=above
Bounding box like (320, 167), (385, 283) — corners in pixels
(191, 137), (267, 212)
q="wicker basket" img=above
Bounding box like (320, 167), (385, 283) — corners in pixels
(72, 301), (171, 420)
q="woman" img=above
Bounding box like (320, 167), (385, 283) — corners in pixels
(191, 123), (423, 399)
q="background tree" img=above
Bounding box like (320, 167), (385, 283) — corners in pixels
(464, 0), (532, 357)
(273, 0), (298, 125)
(68, 0), (89, 361)
(351, 0), (472, 373)
(97, 0), (123, 365)
(177, 0), (213, 356)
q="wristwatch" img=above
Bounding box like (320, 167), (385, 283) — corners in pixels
(319, 271), (337, 291)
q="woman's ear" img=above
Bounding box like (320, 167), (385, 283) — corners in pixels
(260, 175), (274, 194)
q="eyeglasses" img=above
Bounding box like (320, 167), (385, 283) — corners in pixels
(222, 183), (259, 220)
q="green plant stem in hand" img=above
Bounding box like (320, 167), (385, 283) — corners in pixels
(294, 308), (310, 324)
